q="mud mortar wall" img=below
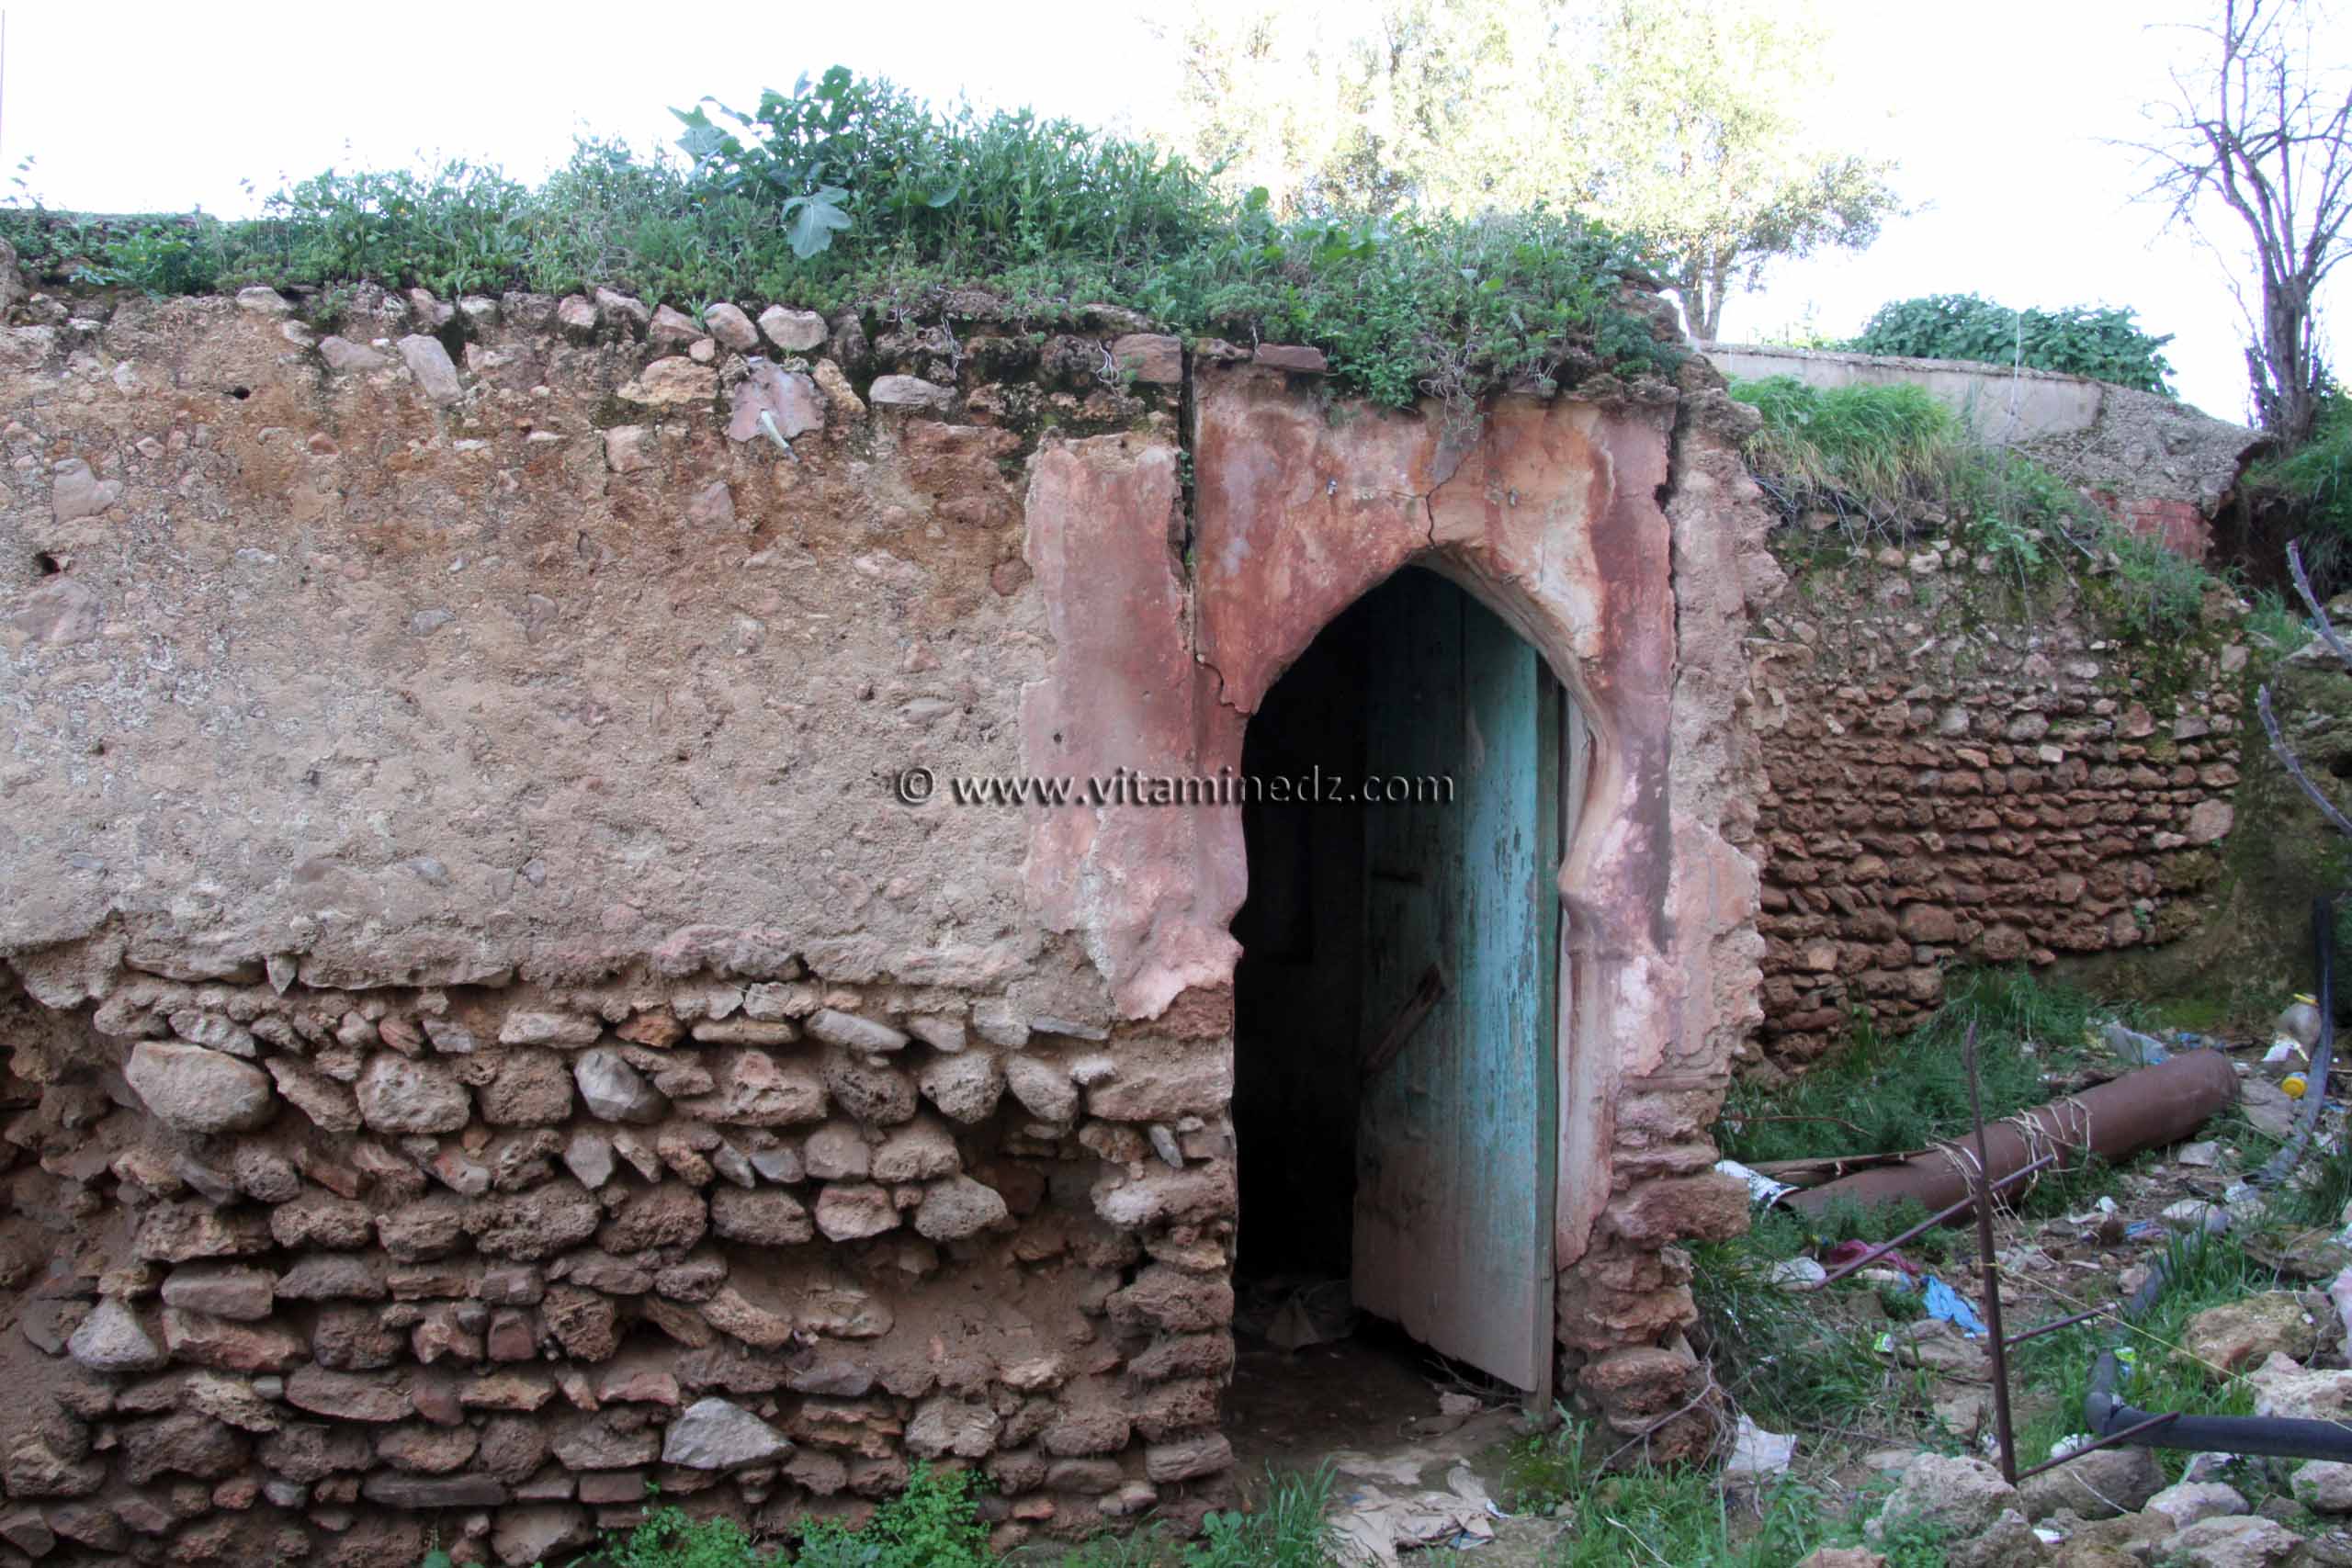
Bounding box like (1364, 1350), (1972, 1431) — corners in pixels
(1747, 539), (2245, 1071)
(0, 283), (1770, 1563)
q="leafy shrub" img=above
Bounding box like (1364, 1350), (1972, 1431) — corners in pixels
(0, 69), (1676, 413)
(268, 163), (537, 299)
(1847, 293), (2177, 396)
(794, 1463), (994, 1568)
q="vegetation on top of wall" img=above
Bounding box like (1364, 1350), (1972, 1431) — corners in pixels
(1725, 376), (1958, 517)
(0, 68), (1679, 412)
(1729, 375), (2224, 635)
(1843, 293), (2178, 397)
(2246, 389), (2352, 581)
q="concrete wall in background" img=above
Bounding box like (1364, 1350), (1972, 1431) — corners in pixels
(1704, 343), (2263, 560)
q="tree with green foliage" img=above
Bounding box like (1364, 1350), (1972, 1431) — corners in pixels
(2134, 0), (2351, 448)
(1147, 0), (1900, 339)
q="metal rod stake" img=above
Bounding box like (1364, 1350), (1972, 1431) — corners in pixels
(1965, 1023), (2020, 1484)
(2012, 1412), (2182, 1483)
(2002, 1306), (2109, 1349)
(1808, 1152), (2059, 1289)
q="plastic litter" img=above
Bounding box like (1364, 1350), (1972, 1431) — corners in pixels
(2282, 995), (2324, 1049)
(1922, 1274), (1989, 1338)
(2161, 1199), (2231, 1235)
(1723, 1416), (1796, 1479)
(1822, 1237), (1922, 1280)
(1769, 1257), (1827, 1290)
(1714, 1158), (1796, 1209)
(2101, 1021), (2169, 1066)
(1329, 1466), (1502, 1565)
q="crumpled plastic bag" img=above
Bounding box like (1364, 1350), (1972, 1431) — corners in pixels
(1329, 1465), (1504, 1565)
(1921, 1274), (1988, 1338)
(1723, 1415), (1795, 1479)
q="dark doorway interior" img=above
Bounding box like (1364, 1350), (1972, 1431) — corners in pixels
(1230, 581), (1377, 1284)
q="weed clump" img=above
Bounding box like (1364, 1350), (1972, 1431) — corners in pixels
(2, 69), (1677, 415)
(1720, 968), (2100, 1168)
(795, 1462), (993, 1568)
(1728, 376), (2226, 632)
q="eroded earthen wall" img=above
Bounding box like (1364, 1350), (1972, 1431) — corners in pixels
(1747, 537), (2245, 1070)
(0, 280), (1772, 1562)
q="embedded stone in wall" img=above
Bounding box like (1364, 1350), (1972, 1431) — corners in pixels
(1747, 537), (2245, 1066)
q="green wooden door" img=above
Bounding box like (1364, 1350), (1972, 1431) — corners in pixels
(1356, 568), (1560, 1394)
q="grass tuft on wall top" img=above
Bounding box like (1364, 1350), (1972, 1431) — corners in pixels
(0, 68), (1679, 413)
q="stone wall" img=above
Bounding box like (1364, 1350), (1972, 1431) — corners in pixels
(0, 276), (1773, 1562)
(1703, 342), (2260, 562)
(1746, 535), (2245, 1070)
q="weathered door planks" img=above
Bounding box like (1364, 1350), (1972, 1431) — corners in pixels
(1355, 569), (1559, 1393)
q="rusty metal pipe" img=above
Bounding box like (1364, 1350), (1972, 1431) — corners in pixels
(1784, 1051), (2239, 1221)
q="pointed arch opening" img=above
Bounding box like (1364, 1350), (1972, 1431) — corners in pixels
(1226, 561), (1590, 1455)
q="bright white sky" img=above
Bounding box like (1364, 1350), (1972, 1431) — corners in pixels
(5, 0), (2343, 423)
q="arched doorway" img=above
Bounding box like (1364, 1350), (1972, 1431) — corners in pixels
(1229, 563), (1582, 1427)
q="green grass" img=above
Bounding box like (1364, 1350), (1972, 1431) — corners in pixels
(2247, 389), (2352, 589)
(1498, 1421), (1945, 1568)
(1721, 969), (2102, 1168)
(2, 70), (1676, 415)
(2006, 1232), (2273, 1483)
(1054, 1467), (1338, 1568)
(1728, 376), (1962, 523)
(1730, 377), (2225, 630)
(1690, 1209), (1932, 1435)
(2245, 587), (2317, 660)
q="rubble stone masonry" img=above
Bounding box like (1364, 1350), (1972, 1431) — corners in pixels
(0, 275), (1775, 1562)
(1747, 533), (2245, 1070)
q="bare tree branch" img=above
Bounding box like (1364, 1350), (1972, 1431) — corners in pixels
(2132, 0), (2350, 447)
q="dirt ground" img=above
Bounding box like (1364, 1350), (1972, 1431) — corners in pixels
(1223, 1317), (1570, 1562)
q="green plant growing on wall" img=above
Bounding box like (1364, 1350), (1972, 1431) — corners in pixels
(1729, 376), (2224, 635)
(1846, 293), (2177, 396)
(0, 70), (1678, 417)
(794, 1464), (994, 1568)
(1726, 375), (1959, 524)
